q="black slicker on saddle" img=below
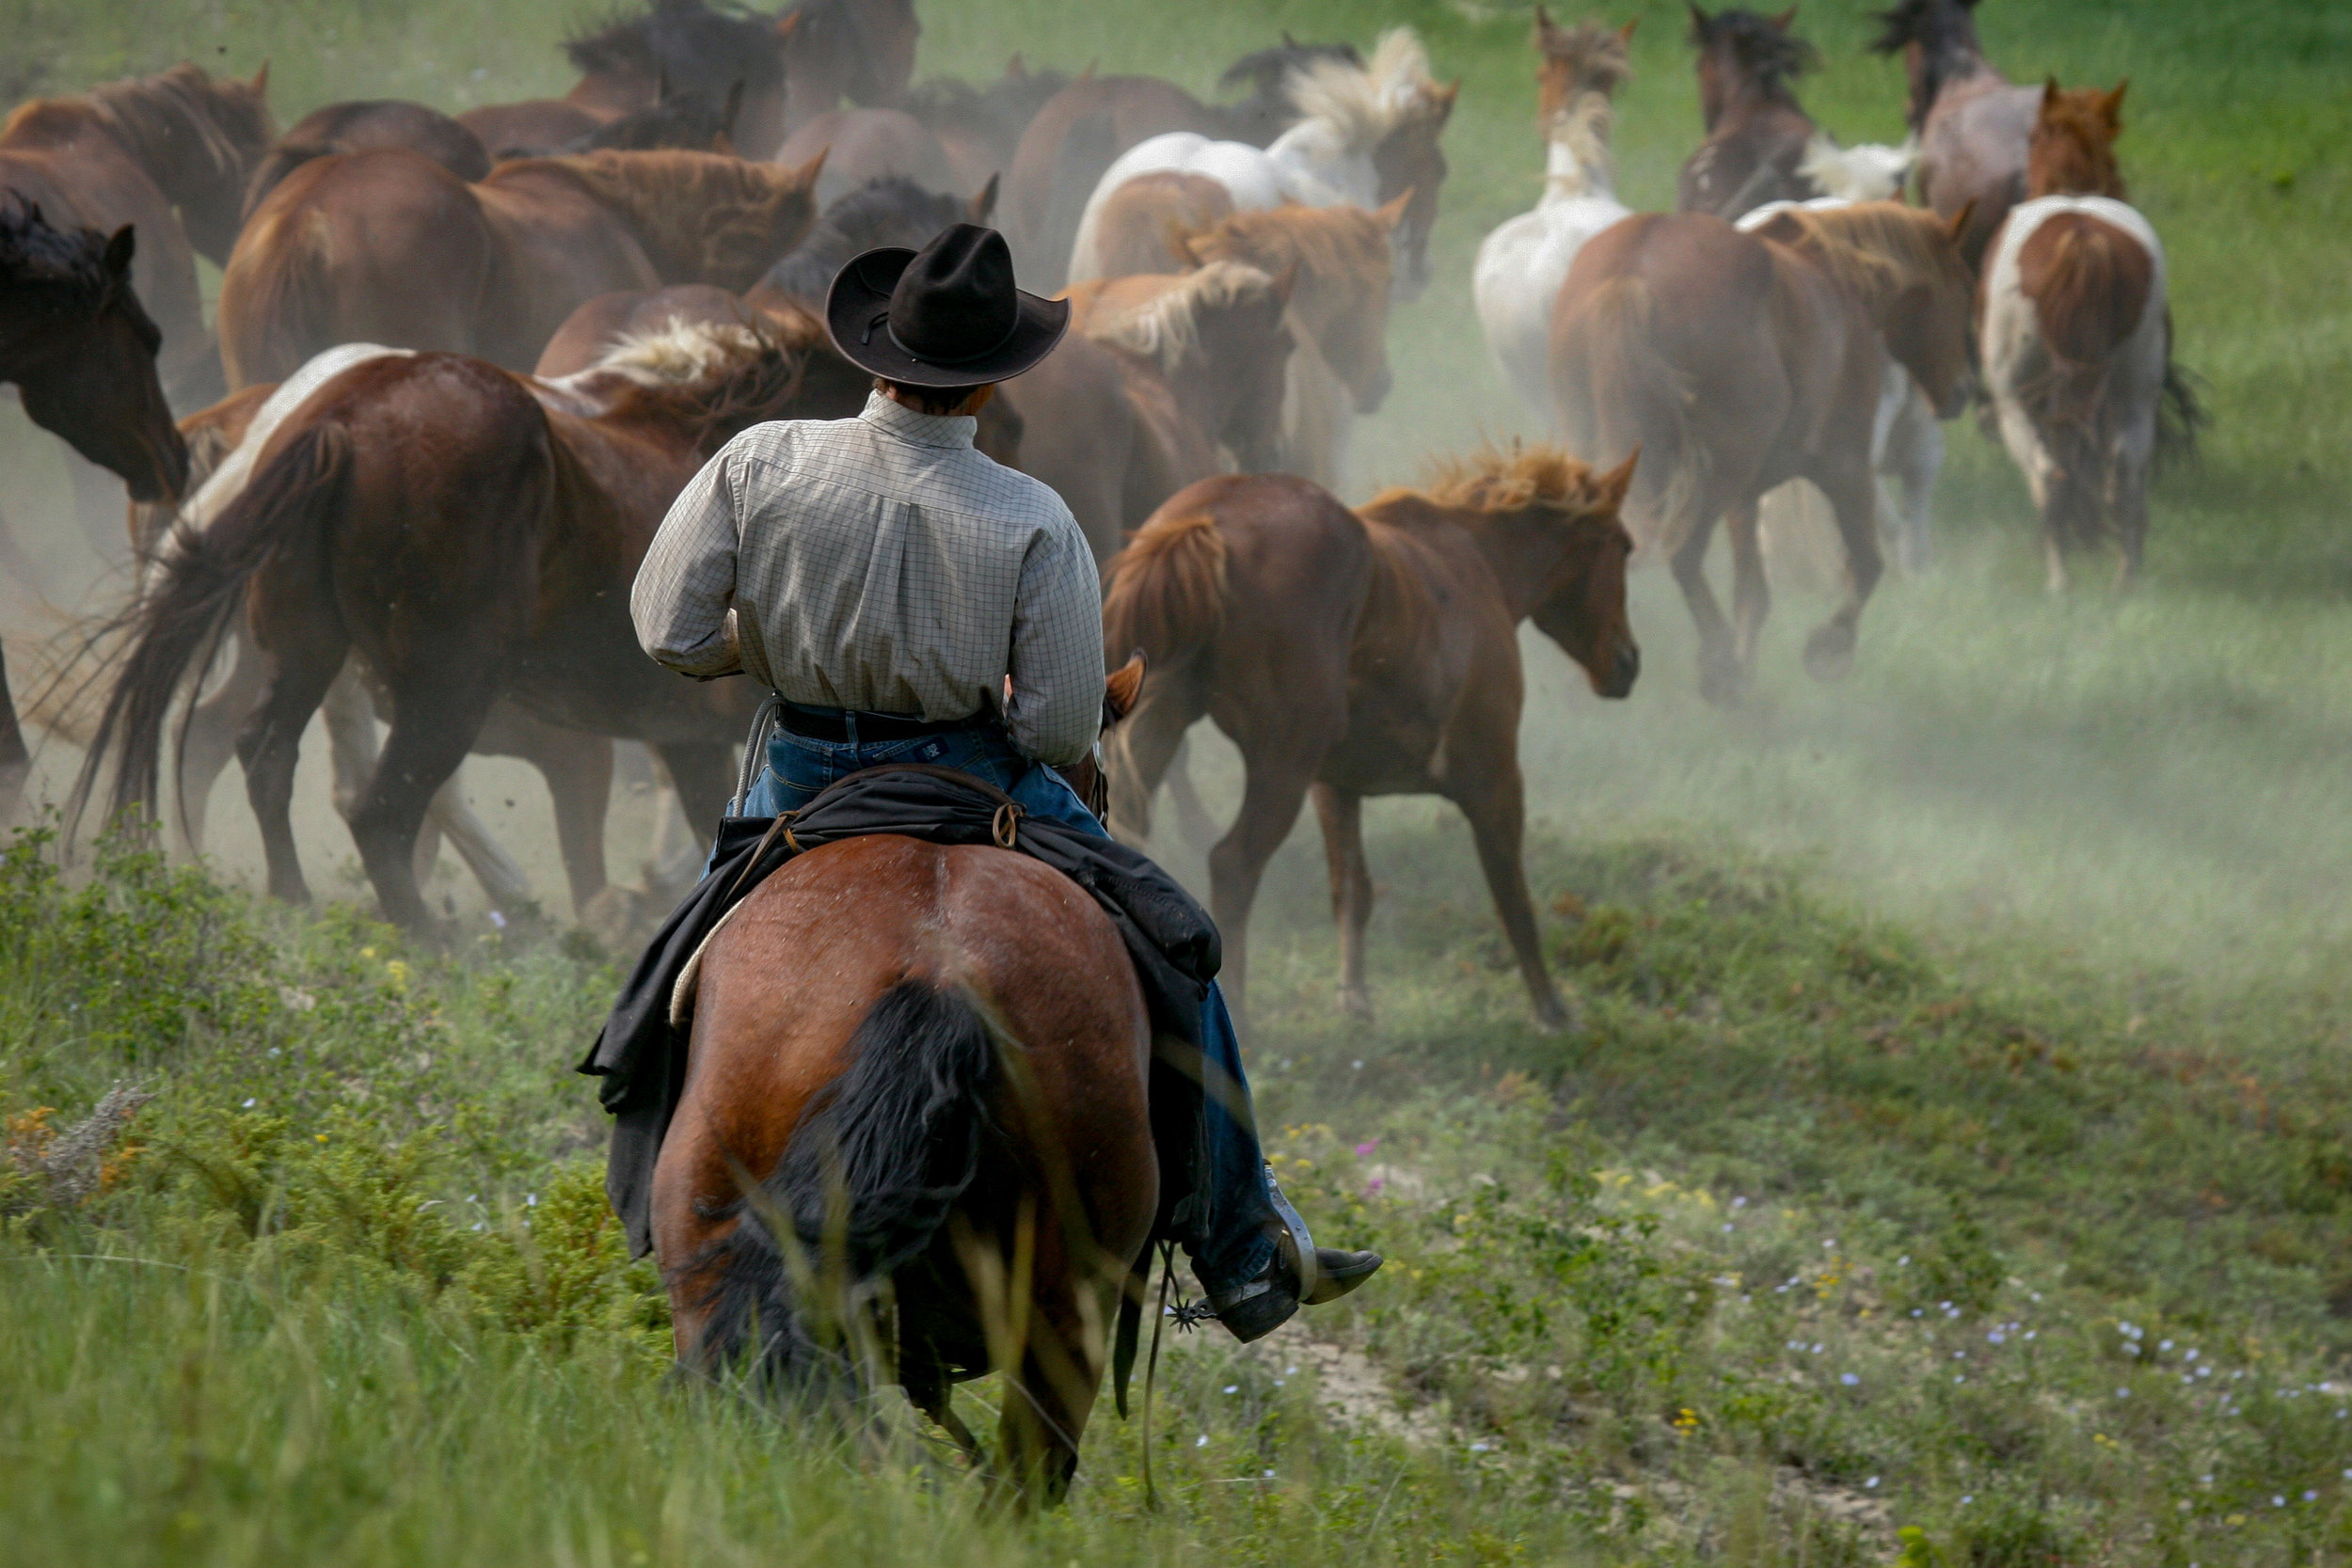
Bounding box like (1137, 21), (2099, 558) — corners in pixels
(580, 764), (1223, 1265)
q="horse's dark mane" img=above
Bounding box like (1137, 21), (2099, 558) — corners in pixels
(562, 82), (739, 153)
(1689, 8), (1820, 103)
(0, 194), (107, 297)
(1218, 40), (1361, 100)
(564, 0), (784, 94)
(758, 176), (966, 304)
(1868, 0), (1995, 128)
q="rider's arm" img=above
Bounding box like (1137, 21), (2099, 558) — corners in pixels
(632, 440), (744, 679)
(1004, 504), (1105, 766)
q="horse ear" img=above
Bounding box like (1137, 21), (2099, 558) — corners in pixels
(2102, 79), (2129, 126)
(1619, 17), (1641, 42)
(2040, 75), (2063, 115)
(1104, 652), (1147, 723)
(1688, 3), (1712, 31)
(711, 132), (738, 154)
(1007, 52), (1026, 78)
(1946, 198), (1978, 245)
(249, 60), (270, 98)
(1375, 189), (1415, 230)
(103, 224), (136, 277)
(1771, 7), (1799, 31)
(968, 172), (1000, 225)
(790, 146), (830, 191)
(1596, 449), (1639, 511)
(1534, 5), (1555, 36)
(1437, 78), (1462, 112)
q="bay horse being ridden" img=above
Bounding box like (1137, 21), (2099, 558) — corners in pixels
(81, 322), (825, 932)
(218, 147), (824, 388)
(1552, 201), (1977, 704)
(1474, 10), (1638, 426)
(657, 673), (1156, 1506)
(0, 63), (275, 411)
(1103, 447), (1639, 1029)
(0, 198), (187, 816)
(1869, 0), (2042, 268)
(1982, 82), (2191, 590)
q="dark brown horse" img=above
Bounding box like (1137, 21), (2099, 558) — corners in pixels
(0, 63), (276, 408)
(1, 198), (188, 815)
(219, 147), (823, 387)
(902, 58), (1073, 198)
(1869, 0), (2039, 267)
(1552, 202), (1977, 704)
(1677, 7), (1823, 219)
(1102, 447), (1639, 1029)
(658, 668), (1156, 1505)
(463, 0), (793, 160)
(776, 0), (924, 135)
(243, 101), (490, 218)
(81, 322), (833, 932)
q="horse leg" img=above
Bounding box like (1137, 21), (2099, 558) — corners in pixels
(1803, 461), (1884, 683)
(235, 632), (350, 907)
(1885, 384), (1943, 575)
(2112, 451), (2150, 591)
(1311, 783), (1375, 1021)
(993, 1225), (1106, 1510)
(1106, 673), (1206, 846)
(1448, 765), (1569, 1033)
(172, 626), (271, 856)
(651, 741), (737, 849)
(1726, 499), (1771, 672)
(1205, 749), (1318, 1023)
(347, 673), (501, 934)
(1669, 511), (1740, 706)
(1160, 736), (1222, 854)
(514, 721), (613, 911)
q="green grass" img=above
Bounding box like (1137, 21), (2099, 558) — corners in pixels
(5, 0), (2352, 1561)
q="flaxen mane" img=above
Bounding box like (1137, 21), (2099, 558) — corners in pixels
(592, 319), (809, 449)
(1756, 200), (1967, 310)
(1184, 204), (1389, 301)
(1284, 28), (1436, 148)
(1103, 512), (1229, 659)
(1082, 261), (1282, 373)
(512, 150), (818, 283)
(1406, 441), (1617, 519)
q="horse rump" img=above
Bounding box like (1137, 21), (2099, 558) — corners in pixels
(72, 422), (353, 842)
(1551, 276), (1699, 553)
(691, 977), (1000, 1392)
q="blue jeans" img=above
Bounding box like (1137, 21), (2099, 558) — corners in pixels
(743, 714), (1284, 1293)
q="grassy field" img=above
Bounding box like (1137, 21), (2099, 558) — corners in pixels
(5, 0), (2352, 1562)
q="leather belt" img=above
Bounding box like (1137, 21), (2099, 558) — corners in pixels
(773, 704), (986, 744)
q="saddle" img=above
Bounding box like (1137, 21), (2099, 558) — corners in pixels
(580, 763), (1222, 1267)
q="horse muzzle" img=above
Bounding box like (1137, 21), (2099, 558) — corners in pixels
(1593, 642), (1640, 700)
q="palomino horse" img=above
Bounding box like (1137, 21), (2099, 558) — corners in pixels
(1474, 11), (1638, 425)
(81, 322), (829, 933)
(1552, 202), (1977, 704)
(1068, 31), (1454, 299)
(461, 0), (791, 161)
(1102, 447), (1639, 1029)
(1870, 0), (2041, 267)
(1028, 261), (1296, 559)
(1982, 82), (2191, 590)
(0, 63), (276, 409)
(1176, 199), (1404, 491)
(218, 147), (824, 387)
(1, 198), (188, 816)
(1001, 41), (1361, 291)
(657, 671), (1154, 1506)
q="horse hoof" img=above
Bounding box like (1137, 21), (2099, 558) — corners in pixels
(1697, 662), (1745, 709)
(1338, 987), (1375, 1022)
(1531, 994), (1579, 1036)
(1802, 626), (1856, 682)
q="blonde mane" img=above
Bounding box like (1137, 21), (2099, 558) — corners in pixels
(1548, 92), (1617, 193)
(589, 317), (811, 444)
(1184, 204), (1391, 307)
(1403, 440), (1620, 519)
(1284, 27), (1437, 149)
(1539, 20), (1634, 96)
(1759, 200), (1968, 311)
(1083, 261), (1282, 374)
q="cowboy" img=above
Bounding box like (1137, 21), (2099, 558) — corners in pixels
(630, 224), (1378, 1340)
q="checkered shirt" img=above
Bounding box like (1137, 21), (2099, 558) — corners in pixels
(632, 390), (1104, 765)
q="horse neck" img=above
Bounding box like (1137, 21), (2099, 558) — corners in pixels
(1540, 93), (1615, 202)
(1916, 39), (2001, 127)
(1360, 495), (1551, 625)
(94, 87), (252, 228)
(564, 162), (785, 282)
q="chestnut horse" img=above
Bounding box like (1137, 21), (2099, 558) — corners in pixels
(218, 147), (823, 387)
(243, 101), (489, 218)
(1552, 201), (1976, 704)
(657, 669), (1154, 1506)
(1177, 199), (1404, 491)
(1103, 446), (1639, 1029)
(1982, 82), (2194, 590)
(81, 322), (829, 932)
(0, 63), (276, 408)
(1, 198), (188, 815)
(1869, 0), (2040, 267)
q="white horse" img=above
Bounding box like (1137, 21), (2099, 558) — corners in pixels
(1068, 29), (1447, 293)
(1737, 162), (1950, 586)
(1981, 194), (2172, 591)
(1472, 15), (1636, 427)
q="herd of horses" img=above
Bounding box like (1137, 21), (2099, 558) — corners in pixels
(0, 0), (2201, 1498)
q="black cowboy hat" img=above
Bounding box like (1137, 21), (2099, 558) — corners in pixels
(825, 223), (1067, 387)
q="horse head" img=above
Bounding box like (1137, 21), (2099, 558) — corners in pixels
(1181, 200), (1398, 416)
(2029, 78), (2128, 198)
(1687, 6), (1817, 129)
(1371, 83), (1454, 298)
(1866, 0), (1992, 133)
(1193, 262), (1298, 473)
(0, 207), (187, 501)
(1535, 11), (1637, 128)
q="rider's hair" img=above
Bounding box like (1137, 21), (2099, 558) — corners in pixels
(875, 377), (987, 416)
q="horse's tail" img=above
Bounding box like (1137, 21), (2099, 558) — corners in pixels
(2154, 307), (2207, 475)
(1103, 510), (1229, 674)
(71, 422), (352, 842)
(697, 978), (999, 1390)
(1553, 277), (1702, 555)
(217, 205), (337, 389)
